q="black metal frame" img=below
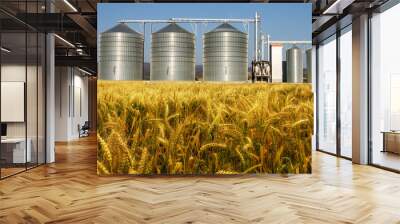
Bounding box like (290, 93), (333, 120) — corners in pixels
(25, 2), (28, 172)
(315, 44), (319, 152)
(367, 11), (373, 166)
(336, 23), (341, 157)
(0, 0), (48, 180)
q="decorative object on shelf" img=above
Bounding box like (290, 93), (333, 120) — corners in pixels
(381, 131), (400, 154)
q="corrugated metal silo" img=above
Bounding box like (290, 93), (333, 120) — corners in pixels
(203, 23), (248, 81)
(99, 23), (144, 80)
(286, 46), (303, 83)
(151, 23), (195, 81)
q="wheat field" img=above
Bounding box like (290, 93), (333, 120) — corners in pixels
(97, 81), (313, 175)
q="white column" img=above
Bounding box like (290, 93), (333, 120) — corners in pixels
(352, 14), (369, 164)
(255, 12), (260, 61)
(45, 0), (55, 163)
(261, 34), (265, 60)
(266, 35), (270, 61)
(46, 32), (55, 163)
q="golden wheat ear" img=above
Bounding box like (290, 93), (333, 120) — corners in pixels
(138, 147), (148, 174)
(97, 161), (110, 175)
(97, 134), (112, 173)
(97, 82), (313, 174)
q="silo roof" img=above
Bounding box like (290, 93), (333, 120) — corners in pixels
(154, 23), (191, 34)
(209, 23), (245, 33)
(103, 23), (141, 35)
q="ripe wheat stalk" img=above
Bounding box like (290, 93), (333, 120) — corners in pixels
(97, 81), (313, 175)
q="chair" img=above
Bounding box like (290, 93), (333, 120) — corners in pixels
(79, 121), (90, 138)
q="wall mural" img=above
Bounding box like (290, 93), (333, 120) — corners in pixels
(97, 82), (313, 175)
(97, 3), (312, 175)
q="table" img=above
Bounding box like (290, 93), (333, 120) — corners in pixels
(381, 131), (400, 154)
(1, 138), (31, 164)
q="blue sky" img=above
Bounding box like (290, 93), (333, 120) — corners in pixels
(98, 3), (311, 64)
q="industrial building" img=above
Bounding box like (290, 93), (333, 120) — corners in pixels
(0, 1), (399, 223)
(98, 14), (311, 83)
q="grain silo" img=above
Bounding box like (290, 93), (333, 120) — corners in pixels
(99, 23), (144, 80)
(286, 46), (303, 83)
(203, 23), (248, 81)
(151, 23), (195, 81)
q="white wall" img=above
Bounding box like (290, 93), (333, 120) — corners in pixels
(71, 72), (89, 138)
(1, 64), (26, 81)
(55, 67), (89, 141)
(55, 66), (70, 141)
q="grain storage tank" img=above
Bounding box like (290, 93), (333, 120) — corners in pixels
(305, 49), (312, 83)
(151, 23), (195, 81)
(203, 23), (248, 81)
(99, 23), (144, 80)
(286, 46), (303, 83)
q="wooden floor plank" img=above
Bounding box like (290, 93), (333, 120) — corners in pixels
(0, 136), (399, 223)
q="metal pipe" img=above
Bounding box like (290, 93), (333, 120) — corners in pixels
(54, 34), (75, 48)
(119, 18), (256, 24)
(267, 34), (270, 61)
(268, 40), (312, 44)
(172, 18), (256, 23)
(63, 0), (78, 12)
(142, 22), (146, 80)
(119, 19), (173, 23)
(254, 12), (260, 61)
(261, 34), (265, 60)
(1, 47), (11, 53)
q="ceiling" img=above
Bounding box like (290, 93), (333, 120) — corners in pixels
(1, 0), (98, 73)
(311, 0), (390, 43)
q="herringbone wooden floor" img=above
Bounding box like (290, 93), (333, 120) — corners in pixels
(1, 136), (400, 224)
